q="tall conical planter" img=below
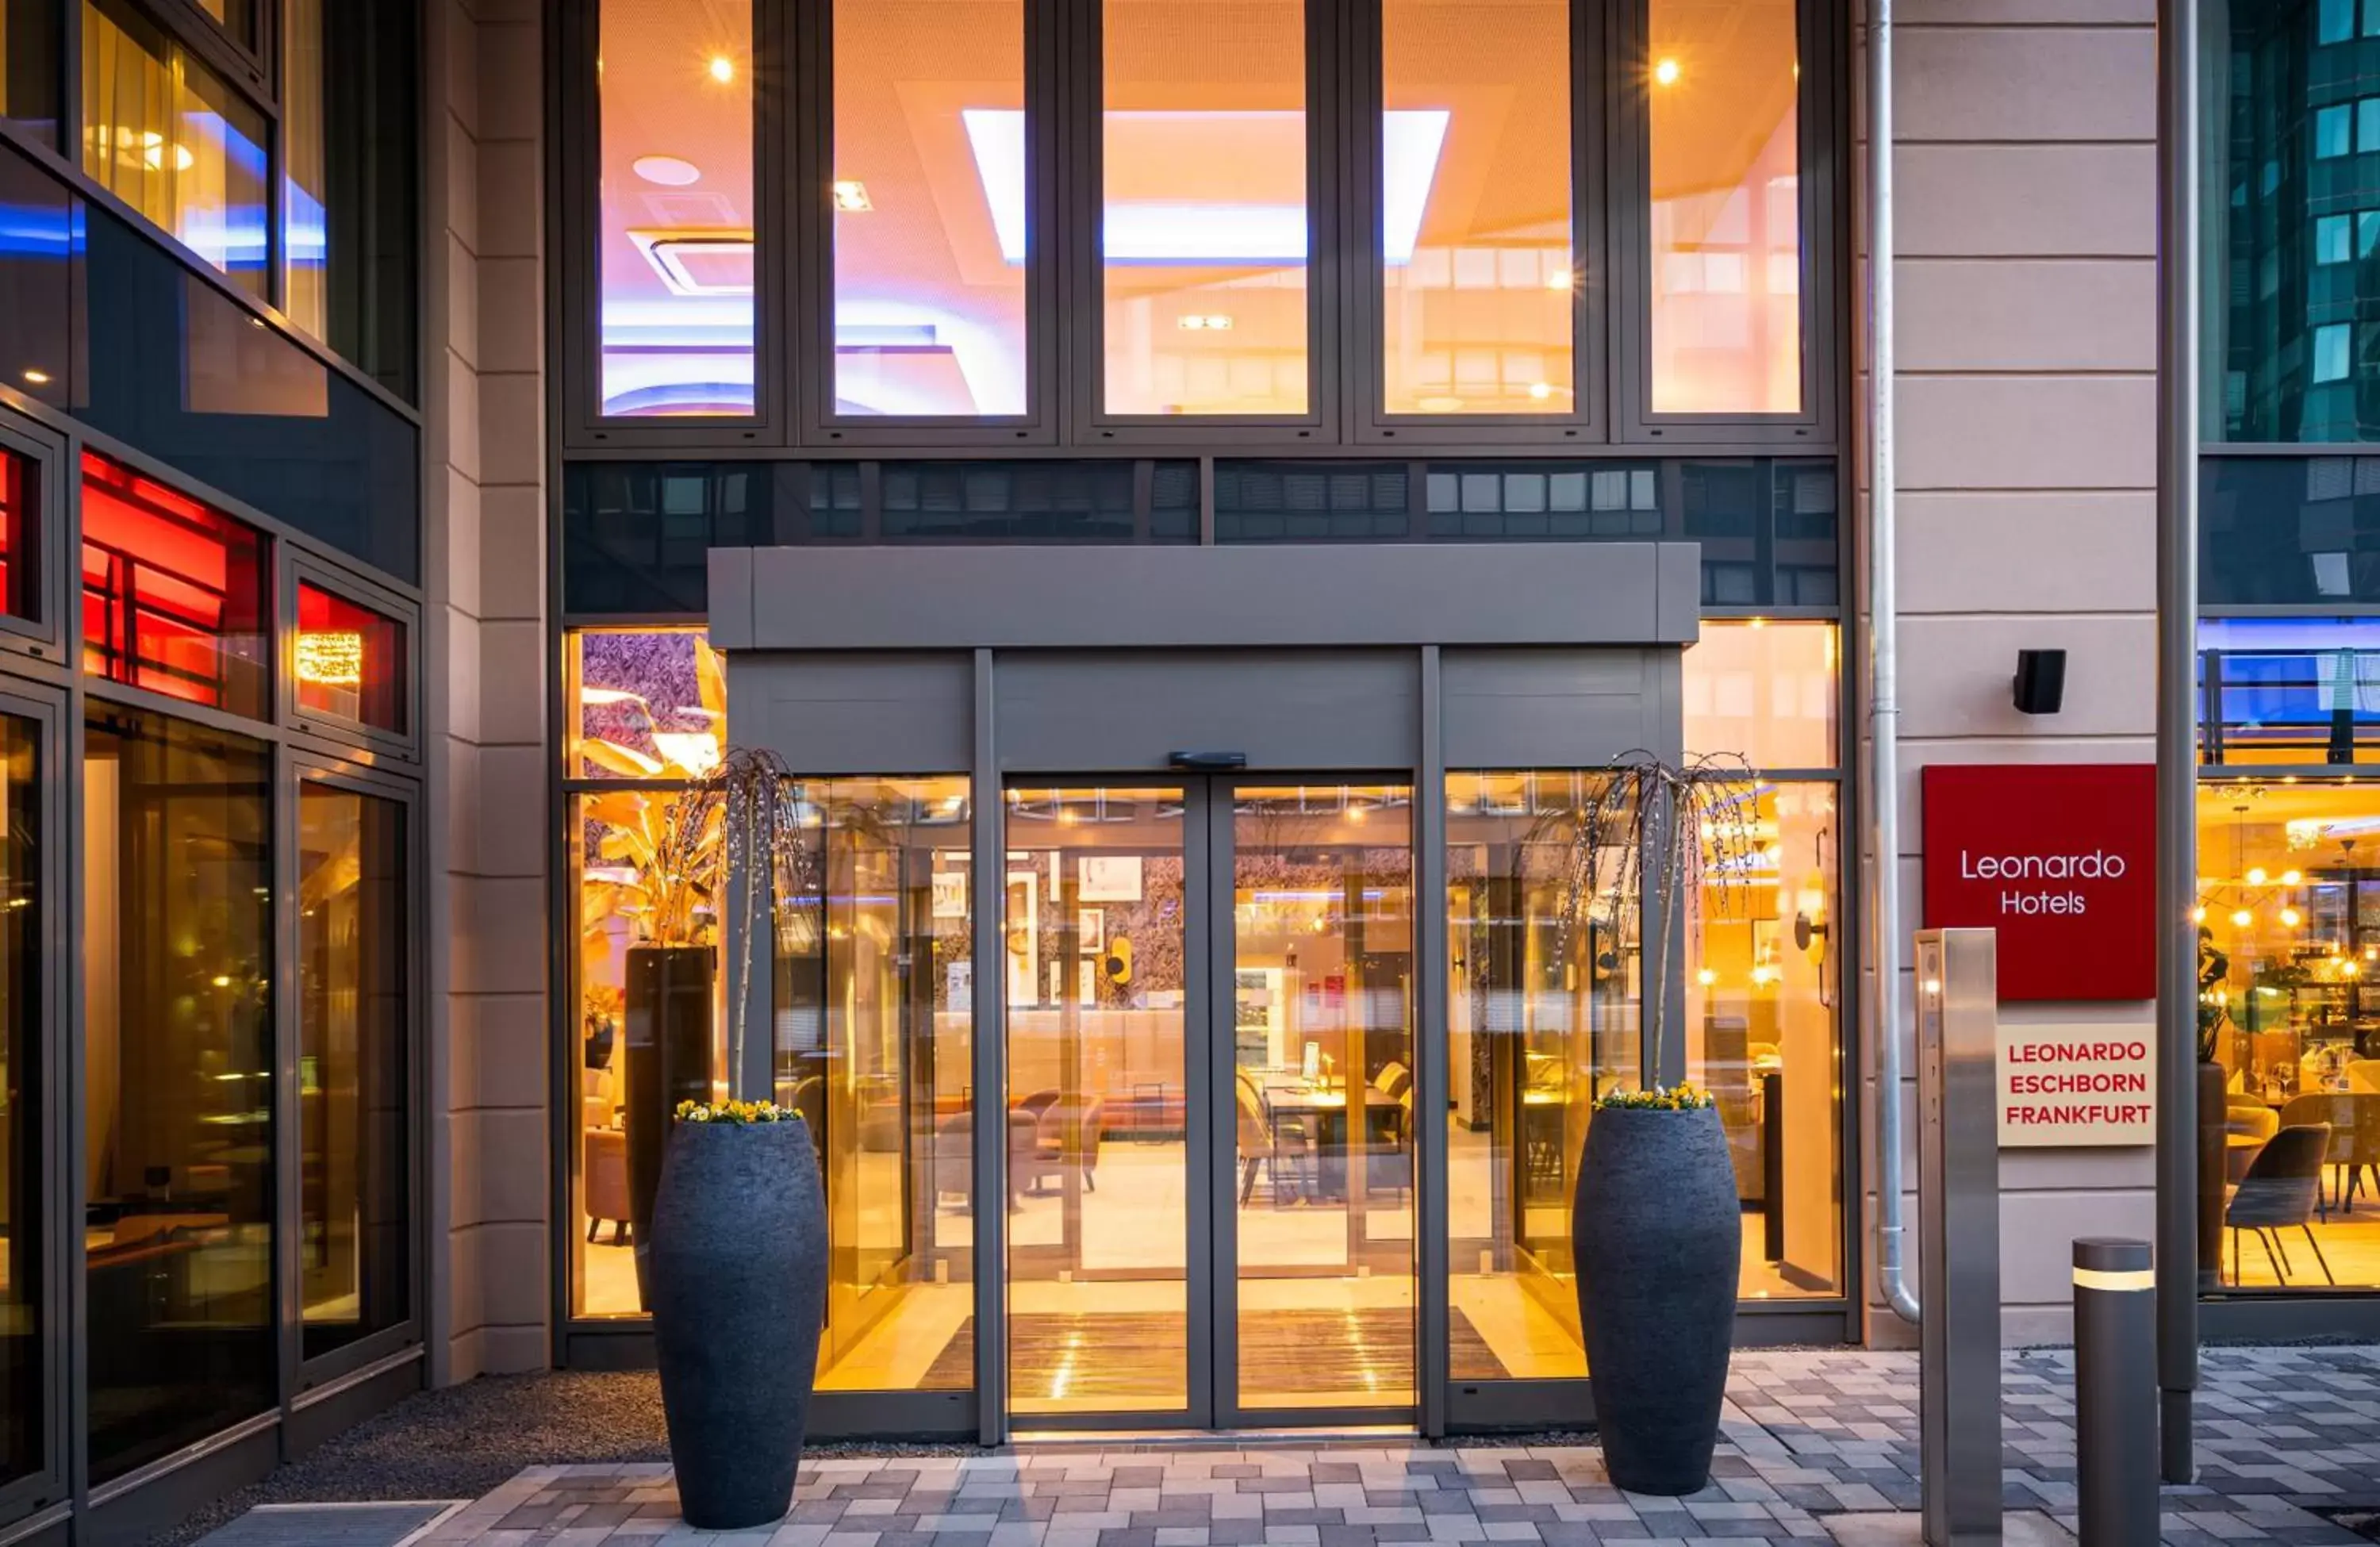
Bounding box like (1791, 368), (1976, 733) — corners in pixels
(624, 944), (716, 1309)
(649, 1118), (827, 1531)
(1572, 1104), (1740, 1495)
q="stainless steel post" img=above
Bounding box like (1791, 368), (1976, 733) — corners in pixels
(2075, 1238), (2159, 1547)
(2153, 0), (2202, 1487)
(1916, 929), (2001, 1547)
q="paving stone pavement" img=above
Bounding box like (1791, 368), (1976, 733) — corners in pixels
(399, 1347), (2380, 1546)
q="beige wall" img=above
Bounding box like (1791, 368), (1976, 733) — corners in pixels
(424, 0), (551, 1381)
(1863, 0), (2160, 1346)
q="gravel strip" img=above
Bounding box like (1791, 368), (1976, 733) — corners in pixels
(146, 1371), (966, 1547)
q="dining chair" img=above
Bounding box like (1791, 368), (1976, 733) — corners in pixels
(2225, 1123), (2334, 1287)
(1234, 1074), (1309, 1206)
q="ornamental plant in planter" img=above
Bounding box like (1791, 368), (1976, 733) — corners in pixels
(1562, 751), (1756, 1496)
(640, 748), (830, 1530)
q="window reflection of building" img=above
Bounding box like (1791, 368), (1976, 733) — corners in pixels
(1445, 772), (1640, 1382)
(597, 0), (756, 417)
(774, 780), (975, 1392)
(1101, 0), (1311, 417)
(831, 1), (1028, 418)
(2200, 618), (2380, 766)
(1646, 0), (1802, 415)
(2198, 780), (2380, 1291)
(82, 708), (274, 1481)
(1381, 0), (1573, 415)
(298, 785), (410, 1358)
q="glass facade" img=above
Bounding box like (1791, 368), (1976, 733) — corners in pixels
(83, 708), (274, 1481)
(298, 783), (410, 1358)
(1645, 0), (1802, 415)
(1100, 0), (1311, 417)
(81, 451), (270, 718)
(80, 0), (269, 298)
(1380, 0), (1574, 415)
(0, 716), (37, 1491)
(0, 0), (59, 147)
(296, 582), (407, 735)
(597, 0), (756, 417)
(831, 0), (1028, 418)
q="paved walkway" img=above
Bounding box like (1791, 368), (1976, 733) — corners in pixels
(393, 1348), (2380, 1546)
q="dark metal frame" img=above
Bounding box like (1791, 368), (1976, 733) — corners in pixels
(279, 552), (425, 765)
(0, 388), (429, 1537)
(547, 0), (1841, 458)
(0, 415), (73, 670)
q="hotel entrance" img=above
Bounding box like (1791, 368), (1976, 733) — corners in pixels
(1001, 781), (1418, 1429)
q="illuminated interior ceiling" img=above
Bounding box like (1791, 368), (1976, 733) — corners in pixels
(597, 0), (1801, 416)
(597, 0), (758, 414)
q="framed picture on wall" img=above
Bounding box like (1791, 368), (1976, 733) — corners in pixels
(1080, 855), (1142, 902)
(1080, 907), (1105, 952)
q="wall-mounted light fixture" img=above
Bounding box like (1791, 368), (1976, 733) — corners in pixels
(2013, 648), (2067, 716)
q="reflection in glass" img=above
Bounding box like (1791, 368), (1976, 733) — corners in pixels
(1683, 620), (1837, 768)
(0, 718), (38, 1486)
(1004, 789), (1188, 1415)
(599, 0), (756, 416)
(0, 446), (31, 623)
(1102, 0), (1310, 416)
(2198, 617), (2380, 766)
(1381, 0), (1572, 414)
(569, 628), (726, 781)
(1445, 774), (1637, 1380)
(832, 1), (1027, 416)
(570, 785), (727, 1318)
(297, 584), (408, 735)
(80, 453), (271, 720)
(282, 0), (327, 340)
(1646, 0), (1800, 414)
(774, 780), (975, 1390)
(80, 0), (269, 296)
(83, 709), (273, 1481)
(0, 0), (60, 146)
(2196, 781), (2380, 1290)
(299, 785), (409, 1357)
(1682, 781), (1840, 1298)
(1233, 786), (1414, 1410)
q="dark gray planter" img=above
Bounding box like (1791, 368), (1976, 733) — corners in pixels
(1572, 1103), (1740, 1495)
(649, 1117), (827, 1531)
(624, 944), (716, 1310)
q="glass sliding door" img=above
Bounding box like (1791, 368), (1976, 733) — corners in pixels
(1228, 785), (1415, 1415)
(1004, 787), (1195, 1418)
(297, 781), (411, 1360)
(773, 778), (976, 1392)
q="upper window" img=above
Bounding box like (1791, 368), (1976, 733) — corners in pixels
(598, 0), (756, 417)
(80, 0), (270, 298)
(1100, 0), (1311, 417)
(191, 0), (255, 49)
(81, 452), (270, 718)
(1380, 0), (1574, 416)
(1645, 0), (1802, 415)
(831, 0), (1028, 418)
(569, 627), (724, 781)
(294, 582), (406, 735)
(1683, 619), (1837, 768)
(0, 1), (60, 147)
(0, 443), (36, 626)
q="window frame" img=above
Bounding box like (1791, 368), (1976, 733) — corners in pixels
(278, 752), (425, 1392)
(1062, 0), (1345, 444)
(557, 0), (793, 449)
(798, 0), (1060, 447)
(0, 413), (71, 665)
(1349, 0), (1610, 446)
(280, 552), (421, 762)
(1611, 0), (1840, 447)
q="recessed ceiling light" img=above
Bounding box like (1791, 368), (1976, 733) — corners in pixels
(1176, 313), (1232, 331)
(708, 56), (735, 84)
(634, 155), (702, 186)
(831, 180), (872, 212)
(21, 369), (48, 386)
(1527, 381), (1554, 401)
(1654, 58), (1681, 86)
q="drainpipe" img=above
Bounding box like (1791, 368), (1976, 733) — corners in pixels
(1865, 0), (1920, 1328)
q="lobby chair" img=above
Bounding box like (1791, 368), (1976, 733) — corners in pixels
(2226, 1096), (2279, 1184)
(2226, 1123), (2334, 1287)
(1234, 1075), (1309, 1206)
(583, 1127), (630, 1245)
(2278, 1092), (2371, 1213)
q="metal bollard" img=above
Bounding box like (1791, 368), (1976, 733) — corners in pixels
(2074, 1238), (2159, 1545)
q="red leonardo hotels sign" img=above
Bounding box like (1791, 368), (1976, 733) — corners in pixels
(1919, 762), (2156, 1002)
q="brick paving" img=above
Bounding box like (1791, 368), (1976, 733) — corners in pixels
(398, 1348), (2380, 1545)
